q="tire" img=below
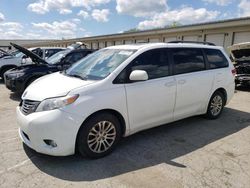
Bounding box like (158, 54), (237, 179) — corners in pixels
(77, 112), (122, 158)
(206, 91), (225, 119)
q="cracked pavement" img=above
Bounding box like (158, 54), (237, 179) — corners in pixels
(0, 79), (250, 188)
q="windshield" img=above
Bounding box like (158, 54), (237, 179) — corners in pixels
(15, 52), (24, 58)
(65, 49), (136, 80)
(47, 50), (70, 64)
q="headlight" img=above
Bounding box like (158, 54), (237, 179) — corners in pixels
(36, 94), (79, 112)
(6, 72), (25, 78)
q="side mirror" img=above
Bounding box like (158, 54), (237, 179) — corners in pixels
(129, 70), (148, 81)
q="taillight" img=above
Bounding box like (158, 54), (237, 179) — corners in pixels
(231, 68), (236, 76)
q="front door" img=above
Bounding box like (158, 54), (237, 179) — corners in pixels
(124, 48), (176, 133)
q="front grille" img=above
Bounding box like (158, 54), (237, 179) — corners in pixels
(20, 100), (40, 115)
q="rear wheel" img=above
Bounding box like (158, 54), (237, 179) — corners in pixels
(206, 91), (225, 119)
(77, 112), (122, 158)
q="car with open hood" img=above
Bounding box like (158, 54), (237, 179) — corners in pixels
(228, 42), (250, 87)
(4, 43), (94, 93)
(0, 44), (64, 80)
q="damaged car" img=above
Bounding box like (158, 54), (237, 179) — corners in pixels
(0, 45), (65, 80)
(4, 43), (94, 93)
(229, 42), (250, 87)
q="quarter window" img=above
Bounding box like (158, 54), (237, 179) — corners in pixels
(129, 48), (170, 80)
(172, 48), (205, 74)
(204, 49), (229, 69)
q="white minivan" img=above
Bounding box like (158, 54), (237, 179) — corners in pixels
(16, 42), (235, 158)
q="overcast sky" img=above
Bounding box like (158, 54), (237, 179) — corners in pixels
(0, 0), (249, 39)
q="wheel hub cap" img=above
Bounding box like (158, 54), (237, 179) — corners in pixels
(210, 95), (223, 116)
(87, 121), (116, 153)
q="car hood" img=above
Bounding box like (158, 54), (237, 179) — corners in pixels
(228, 42), (250, 60)
(22, 72), (95, 101)
(10, 42), (47, 64)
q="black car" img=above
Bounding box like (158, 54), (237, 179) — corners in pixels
(4, 43), (94, 93)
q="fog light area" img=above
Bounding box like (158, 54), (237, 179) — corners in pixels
(44, 139), (57, 147)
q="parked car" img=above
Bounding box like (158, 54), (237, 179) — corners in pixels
(4, 43), (94, 93)
(0, 44), (65, 80)
(17, 42), (235, 158)
(228, 42), (250, 87)
(0, 49), (12, 59)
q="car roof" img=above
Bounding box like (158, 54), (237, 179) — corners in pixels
(70, 49), (95, 53)
(28, 47), (66, 50)
(106, 42), (223, 51)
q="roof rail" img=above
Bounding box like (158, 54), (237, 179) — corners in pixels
(168, 41), (216, 46)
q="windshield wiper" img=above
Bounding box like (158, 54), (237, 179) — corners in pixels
(68, 73), (87, 80)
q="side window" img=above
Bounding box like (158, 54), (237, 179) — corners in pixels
(31, 48), (43, 58)
(204, 49), (229, 69)
(45, 49), (61, 58)
(64, 52), (84, 64)
(172, 48), (205, 74)
(129, 48), (169, 80)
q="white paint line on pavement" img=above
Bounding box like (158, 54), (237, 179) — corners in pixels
(0, 156), (36, 175)
(7, 159), (31, 171)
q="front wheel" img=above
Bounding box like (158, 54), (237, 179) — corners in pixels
(77, 113), (122, 158)
(206, 91), (225, 119)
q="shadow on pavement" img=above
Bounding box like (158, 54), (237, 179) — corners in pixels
(24, 107), (250, 182)
(236, 85), (250, 92)
(9, 92), (21, 102)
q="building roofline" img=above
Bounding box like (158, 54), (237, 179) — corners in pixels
(24, 16), (250, 47)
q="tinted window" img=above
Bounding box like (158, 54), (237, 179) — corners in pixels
(172, 48), (205, 74)
(204, 49), (228, 69)
(129, 48), (169, 80)
(64, 52), (85, 64)
(31, 48), (43, 58)
(45, 49), (62, 58)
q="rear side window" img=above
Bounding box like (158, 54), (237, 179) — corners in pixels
(172, 48), (205, 74)
(204, 49), (229, 69)
(129, 48), (170, 80)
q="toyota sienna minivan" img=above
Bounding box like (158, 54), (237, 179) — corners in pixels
(17, 42), (235, 158)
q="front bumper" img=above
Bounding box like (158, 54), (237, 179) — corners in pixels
(17, 107), (83, 156)
(4, 74), (24, 92)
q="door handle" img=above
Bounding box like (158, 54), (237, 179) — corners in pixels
(178, 80), (186, 85)
(165, 81), (176, 87)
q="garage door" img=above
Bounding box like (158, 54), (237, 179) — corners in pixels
(234, 32), (250, 44)
(183, 35), (199, 41)
(115, 41), (123, 45)
(136, 39), (148, 44)
(149, 38), (160, 43)
(106, 41), (113, 47)
(92, 42), (98, 49)
(99, 42), (105, 49)
(164, 36), (177, 43)
(125, 40), (134, 44)
(205, 34), (225, 46)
